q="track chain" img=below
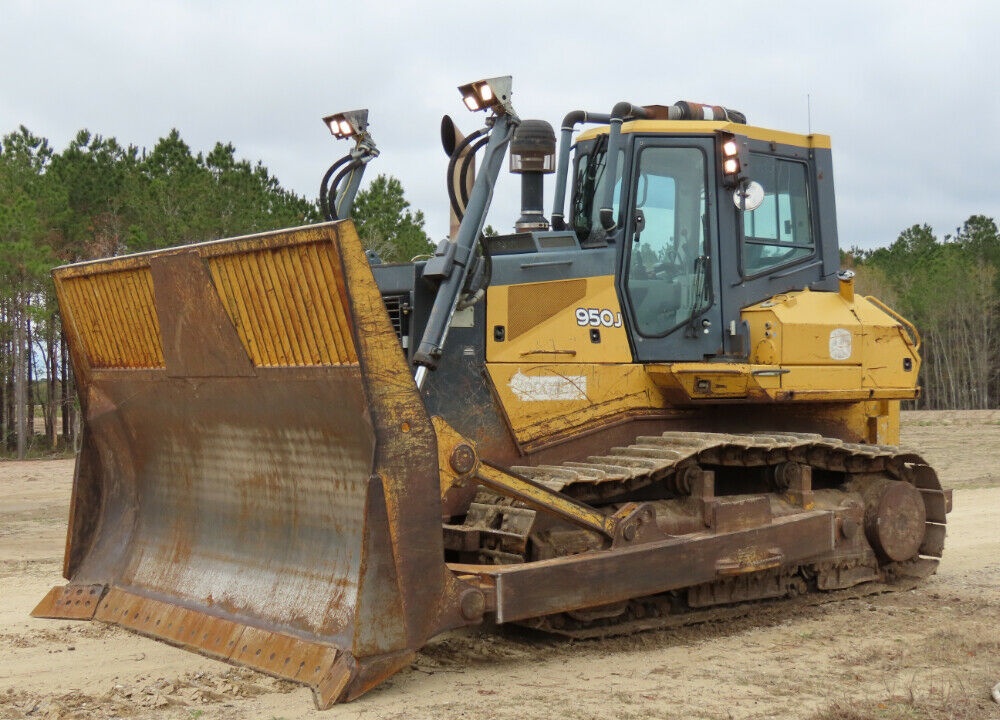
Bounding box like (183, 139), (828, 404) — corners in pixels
(473, 430), (948, 636)
(509, 430), (937, 494)
(522, 559), (939, 639)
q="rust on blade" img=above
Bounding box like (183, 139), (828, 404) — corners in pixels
(37, 221), (474, 707)
(150, 252), (255, 378)
(94, 588), (352, 709)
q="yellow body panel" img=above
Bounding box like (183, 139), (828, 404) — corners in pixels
(487, 360), (905, 448)
(485, 362), (663, 447)
(742, 288), (920, 394)
(486, 278), (918, 449)
(486, 275), (631, 364)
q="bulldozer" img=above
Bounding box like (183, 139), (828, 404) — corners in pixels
(34, 76), (950, 708)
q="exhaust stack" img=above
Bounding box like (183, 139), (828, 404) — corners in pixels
(510, 119), (556, 232)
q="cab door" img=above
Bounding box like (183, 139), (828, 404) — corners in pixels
(618, 138), (723, 362)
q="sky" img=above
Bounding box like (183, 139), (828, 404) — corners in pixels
(2, 1), (996, 250)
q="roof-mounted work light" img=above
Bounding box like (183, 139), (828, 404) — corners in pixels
(322, 109), (370, 140)
(457, 76), (514, 115)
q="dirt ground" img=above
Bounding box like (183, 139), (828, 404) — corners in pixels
(2, 410), (998, 720)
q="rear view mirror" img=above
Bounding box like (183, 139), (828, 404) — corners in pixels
(733, 180), (765, 212)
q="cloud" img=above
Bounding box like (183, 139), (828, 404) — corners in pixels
(2, 0), (996, 248)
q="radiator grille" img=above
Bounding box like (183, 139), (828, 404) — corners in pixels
(382, 294), (411, 349)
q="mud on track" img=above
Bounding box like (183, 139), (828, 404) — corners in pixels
(2, 410), (999, 719)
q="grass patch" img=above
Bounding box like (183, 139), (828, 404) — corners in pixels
(914, 627), (1000, 666)
(0, 433), (77, 460)
(811, 693), (998, 719)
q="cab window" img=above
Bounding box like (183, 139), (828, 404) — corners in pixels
(625, 146), (711, 336)
(742, 155), (814, 276)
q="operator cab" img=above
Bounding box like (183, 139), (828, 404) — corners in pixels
(374, 100), (841, 370)
(566, 107), (840, 362)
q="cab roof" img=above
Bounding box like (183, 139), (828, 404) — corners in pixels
(575, 120), (831, 150)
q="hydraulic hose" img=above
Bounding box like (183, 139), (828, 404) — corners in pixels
(446, 127), (488, 222)
(319, 155), (353, 221)
(329, 159), (364, 220)
(414, 114), (516, 385)
(459, 136), (490, 210)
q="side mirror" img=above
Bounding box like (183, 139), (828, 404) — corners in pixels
(732, 180), (765, 212)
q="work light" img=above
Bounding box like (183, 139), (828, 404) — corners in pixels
(322, 109), (369, 139)
(457, 76), (513, 115)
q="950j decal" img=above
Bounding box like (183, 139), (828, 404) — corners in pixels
(576, 307), (623, 328)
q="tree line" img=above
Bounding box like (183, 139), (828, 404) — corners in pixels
(0, 125), (431, 457)
(2, 123), (996, 456)
(847, 215), (1000, 410)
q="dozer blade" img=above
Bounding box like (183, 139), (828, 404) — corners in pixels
(33, 221), (470, 707)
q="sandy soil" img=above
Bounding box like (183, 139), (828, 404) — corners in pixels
(1, 410), (998, 720)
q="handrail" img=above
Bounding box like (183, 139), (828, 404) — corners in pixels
(865, 296), (921, 351)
